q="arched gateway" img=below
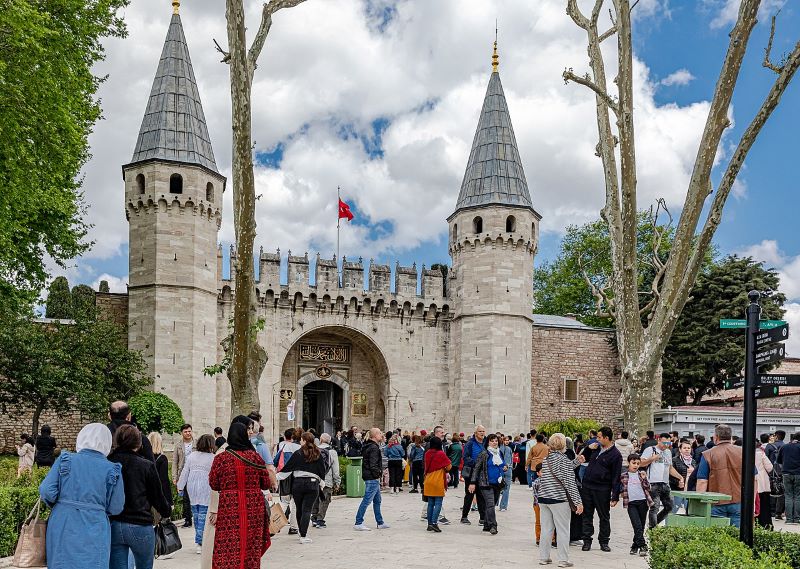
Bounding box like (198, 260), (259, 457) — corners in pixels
(278, 326), (391, 435)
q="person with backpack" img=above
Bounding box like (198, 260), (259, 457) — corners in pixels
(275, 428), (302, 535)
(312, 433), (340, 528)
(408, 436), (425, 493)
(278, 432), (327, 544)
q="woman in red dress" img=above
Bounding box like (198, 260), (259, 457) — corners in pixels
(209, 422), (271, 569)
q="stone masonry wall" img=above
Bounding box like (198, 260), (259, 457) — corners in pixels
(531, 324), (622, 428)
(0, 409), (91, 454)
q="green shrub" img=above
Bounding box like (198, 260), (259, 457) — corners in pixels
(535, 418), (601, 438)
(129, 391), (184, 434)
(0, 485), (47, 557)
(336, 456), (351, 496)
(649, 526), (792, 569)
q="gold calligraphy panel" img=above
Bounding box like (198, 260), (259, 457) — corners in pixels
(352, 392), (368, 416)
(299, 343), (349, 363)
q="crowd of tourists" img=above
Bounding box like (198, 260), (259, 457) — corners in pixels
(18, 406), (796, 569)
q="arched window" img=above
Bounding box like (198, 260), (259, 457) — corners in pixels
(473, 216), (483, 234)
(135, 173), (145, 194)
(506, 215), (516, 232)
(169, 173), (183, 194)
(452, 224), (458, 242)
(206, 182), (214, 202)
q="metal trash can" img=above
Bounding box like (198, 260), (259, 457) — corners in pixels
(346, 457), (365, 497)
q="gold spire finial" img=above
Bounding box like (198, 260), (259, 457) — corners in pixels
(172, 0), (180, 14)
(492, 20), (499, 73)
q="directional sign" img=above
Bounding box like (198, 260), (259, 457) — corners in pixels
(755, 324), (789, 348)
(719, 319), (787, 329)
(758, 374), (800, 387)
(755, 344), (786, 367)
(724, 377), (745, 390)
(756, 385), (780, 399)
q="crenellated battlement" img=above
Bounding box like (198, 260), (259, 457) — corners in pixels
(217, 247), (451, 317)
(449, 234), (537, 256)
(125, 195), (221, 228)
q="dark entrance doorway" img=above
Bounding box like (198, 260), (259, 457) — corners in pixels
(302, 380), (343, 435)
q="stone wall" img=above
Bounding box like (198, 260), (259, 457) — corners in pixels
(0, 409), (90, 454)
(530, 324), (621, 428)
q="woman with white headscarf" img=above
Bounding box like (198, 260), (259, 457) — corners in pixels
(39, 423), (126, 569)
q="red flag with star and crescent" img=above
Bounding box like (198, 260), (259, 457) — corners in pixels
(338, 198), (354, 221)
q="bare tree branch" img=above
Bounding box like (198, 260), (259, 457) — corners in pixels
(599, 25), (618, 43)
(247, 0), (307, 83)
(213, 38), (231, 63)
(563, 68), (619, 113)
(579, 257), (616, 318)
(763, 12), (784, 74)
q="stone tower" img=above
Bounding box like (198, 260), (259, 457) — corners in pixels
(123, 3), (225, 433)
(448, 43), (540, 433)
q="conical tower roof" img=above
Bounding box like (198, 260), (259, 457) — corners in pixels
(454, 67), (532, 212)
(127, 12), (218, 172)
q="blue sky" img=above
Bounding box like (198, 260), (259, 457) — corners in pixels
(67, 0), (799, 349)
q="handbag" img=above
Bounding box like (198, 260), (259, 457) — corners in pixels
(544, 457), (578, 512)
(268, 500), (288, 534)
(770, 468), (784, 497)
(13, 499), (47, 567)
(154, 519), (182, 557)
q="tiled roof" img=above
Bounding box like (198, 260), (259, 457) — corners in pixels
(454, 71), (532, 211)
(532, 314), (588, 328)
(128, 14), (218, 172)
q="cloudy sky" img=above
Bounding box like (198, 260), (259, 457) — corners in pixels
(62, 0), (799, 353)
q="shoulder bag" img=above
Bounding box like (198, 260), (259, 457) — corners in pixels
(13, 498), (47, 567)
(544, 456), (578, 512)
(154, 519), (182, 557)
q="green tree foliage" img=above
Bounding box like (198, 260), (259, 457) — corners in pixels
(0, 312), (149, 434)
(70, 284), (96, 319)
(535, 418), (600, 437)
(128, 392), (184, 435)
(662, 256), (785, 405)
(0, 0), (129, 312)
(45, 277), (72, 319)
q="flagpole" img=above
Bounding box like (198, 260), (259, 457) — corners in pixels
(337, 185), (341, 287)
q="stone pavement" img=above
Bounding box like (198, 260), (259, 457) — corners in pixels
(156, 484), (651, 569)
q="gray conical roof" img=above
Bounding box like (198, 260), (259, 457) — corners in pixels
(128, 14), (218, 172)
(454, 71), (532, 211)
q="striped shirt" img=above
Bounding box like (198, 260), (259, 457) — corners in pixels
(537, 452), (582, 506)
(177, 450), (214, 506)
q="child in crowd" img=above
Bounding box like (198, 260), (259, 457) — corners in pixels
(532, 462), (557, 546)
(620, 453), (653, 557)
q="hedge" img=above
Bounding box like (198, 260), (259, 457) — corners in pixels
(0, 485), (46, 558)
(535, 418), (601, 438)
(649, 526), (795, 569)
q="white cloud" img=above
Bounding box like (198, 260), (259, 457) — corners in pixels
(737, 239), (800, 301)
(738, 239), (785, 267)
(72, 0), (737, 281)
(91, 274), (128, 293)
(660, 68), (695, 87)
(706, 0), (786, 30)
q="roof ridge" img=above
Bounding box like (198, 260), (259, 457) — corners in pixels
(454, 72), (532, 212)
(128, 14), (219, 172)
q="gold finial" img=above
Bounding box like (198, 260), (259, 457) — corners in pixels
(492, 20), (499, 73)
(172, 0), (180, 14)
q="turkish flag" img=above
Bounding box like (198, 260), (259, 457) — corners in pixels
(338, 198), (354, 221)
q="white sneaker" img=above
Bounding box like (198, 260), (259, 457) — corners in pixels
(299, 537), (312, 544)
(161, 552), (176, 559)
(195, 546), (202, 554)
(377, 522), (391, 529)
(354, 524), (372, 531)
(557, 562), (574, 568)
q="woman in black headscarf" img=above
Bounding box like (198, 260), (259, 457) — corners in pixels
(208, 421), (272, 569)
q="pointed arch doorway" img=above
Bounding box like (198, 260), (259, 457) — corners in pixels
(300, 375), (346, 434)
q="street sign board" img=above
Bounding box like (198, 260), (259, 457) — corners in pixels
(757, 374), (800, 387)
(719, 319), (787, 329)
(755, 344), (786, 367)
(724, 378), (745, 390)
(755, 324), (789, 348)
(756, 386), (780, 399)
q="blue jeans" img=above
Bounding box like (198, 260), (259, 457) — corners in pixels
(672, 495), (687, 514)
(711, 502), (741, 528)
(499, 476), (511, 509)
(426, 496), (443, 524)
(784, 474), (800, 523)
(355, 479), (384, 526)
(192, 504), (208, 545)
(527, 469), (535, 487)
(110, 521), (155, 569)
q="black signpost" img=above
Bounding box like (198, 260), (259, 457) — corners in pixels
(739, 292), (788, 547)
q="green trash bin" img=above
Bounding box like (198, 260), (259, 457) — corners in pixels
(346, 457), (365, 497)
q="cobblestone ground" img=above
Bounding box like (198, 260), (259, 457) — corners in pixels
(157, 483), (654, 569)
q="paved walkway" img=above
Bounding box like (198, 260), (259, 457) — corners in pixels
(157, 484), (651, 569)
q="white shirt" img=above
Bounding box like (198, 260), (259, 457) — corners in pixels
(184, 442), (193, 457)
(641, 446), (671, 483)
(627, 472), (647, 502)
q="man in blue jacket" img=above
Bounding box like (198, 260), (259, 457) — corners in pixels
(578, 426), (622, 552)
(460, 425), (487, 525)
